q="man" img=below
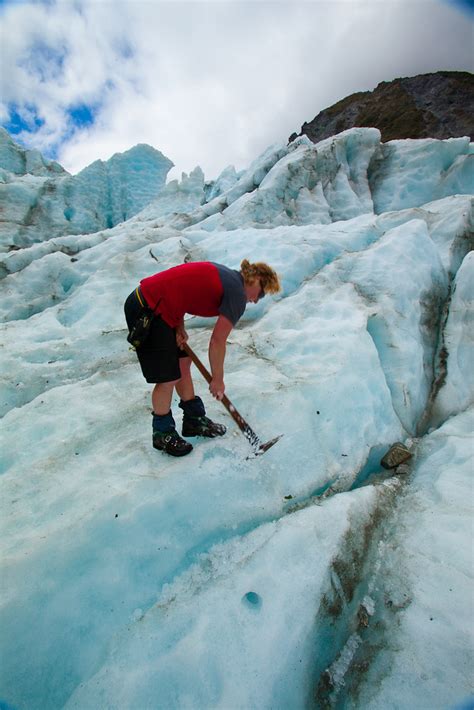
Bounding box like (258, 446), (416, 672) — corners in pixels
(124, 259), (281, 457)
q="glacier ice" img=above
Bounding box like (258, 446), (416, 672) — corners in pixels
(196, 128), (380, 231)
(370, 136), (473, 213)
(0, 131), (174, 250)
(0, 127), (66, 177)
(351, 408), (474, 710)
(204, 164), (242, 202)
(429, 251), (474, 428)
(63, 484), (399, 710)
(0, 127), (472, 710)
(137, 166), (207, 223)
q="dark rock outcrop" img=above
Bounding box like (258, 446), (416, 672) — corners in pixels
(290, 71), (474, 144)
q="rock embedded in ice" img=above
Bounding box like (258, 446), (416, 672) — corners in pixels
(380, 442), (412, 469)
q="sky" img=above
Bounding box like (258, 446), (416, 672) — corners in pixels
(0, 0), (472, 181)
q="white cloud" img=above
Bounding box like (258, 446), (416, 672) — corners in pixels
(0, 0), (472, 180)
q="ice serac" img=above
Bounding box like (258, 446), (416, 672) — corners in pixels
(74, 143), (174, 227)
(0, 133), (173, 250)
(197, 129), (379, 231)
(0, 126), (66, 177)
(188, 129), (472, 233)
(370, 136), (473, 213)
(186, 141), (289, 231)
(429, 251), (474, 428)
(0, 127), (473, 710)
(333, 219), (449, 434)
(204, 164), (242, 202)
(136, 166), (206, 223)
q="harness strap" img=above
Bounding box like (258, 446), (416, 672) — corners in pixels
(136, 286), (161, 316)
(135, 287), (145, 309)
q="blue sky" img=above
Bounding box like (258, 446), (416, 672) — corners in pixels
(0, 0), (472, 179)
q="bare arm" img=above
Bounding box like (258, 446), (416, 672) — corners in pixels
(208, 315), (233, 399)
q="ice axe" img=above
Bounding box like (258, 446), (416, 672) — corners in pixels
(182, 342), (282, 456)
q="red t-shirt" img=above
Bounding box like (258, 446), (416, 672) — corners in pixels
(140, 262), (241, 328)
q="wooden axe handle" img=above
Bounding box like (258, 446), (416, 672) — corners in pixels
(182, 342), (259, 442)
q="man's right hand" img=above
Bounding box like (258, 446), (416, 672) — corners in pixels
(209, 378), (225, 401)
(176, 324), (188, 349)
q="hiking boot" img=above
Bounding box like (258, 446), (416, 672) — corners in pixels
(182, 415), (226, 438)
(153, 430), (193, 457)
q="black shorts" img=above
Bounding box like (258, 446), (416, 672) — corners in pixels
(124, 289), (188, 383)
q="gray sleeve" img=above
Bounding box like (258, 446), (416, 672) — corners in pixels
(213, 264), (247, 326)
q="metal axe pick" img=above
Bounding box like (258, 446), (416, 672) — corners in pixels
(183, 342), (283, 456)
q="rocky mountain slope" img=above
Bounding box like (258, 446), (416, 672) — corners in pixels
(290, 71), (474, 144)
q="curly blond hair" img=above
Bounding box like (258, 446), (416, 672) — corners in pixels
(240, 259), (281, 294)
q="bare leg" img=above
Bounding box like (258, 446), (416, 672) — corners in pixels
(152, 357), (195, 416)
(175, 357), (195, 402)
(152, 381), (177, 416)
